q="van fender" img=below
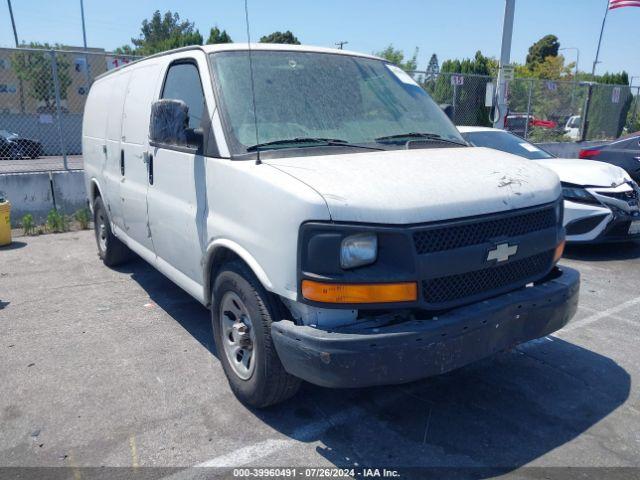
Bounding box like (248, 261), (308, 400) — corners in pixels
(88, 178), (103, 213)
(203, 238), (274, 306)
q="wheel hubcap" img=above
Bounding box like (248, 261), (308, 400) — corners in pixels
(97, 210), (108, 252)
(220, 292), (256, 380)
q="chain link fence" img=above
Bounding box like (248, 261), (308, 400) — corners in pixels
(1, 48), (638, 167)
(0, 47), (139, 163)
(412, 70), (640, 143)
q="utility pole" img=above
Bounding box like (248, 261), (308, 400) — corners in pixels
(80, 0), (91, 90)
(335, 41), (348, 50)
(493, 0), (515, 130)
(8, 0), (25, 113)
(7, 0), (19, 47)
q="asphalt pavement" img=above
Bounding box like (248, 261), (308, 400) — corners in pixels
(0, 231), (639, 479)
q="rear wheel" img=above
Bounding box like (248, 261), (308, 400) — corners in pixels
(211, 260), (301, 408)
(93, 196), (131, 267)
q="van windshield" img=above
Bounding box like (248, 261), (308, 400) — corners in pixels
(210, 50), (465, 155)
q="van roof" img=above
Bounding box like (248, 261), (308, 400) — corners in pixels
(95, 43), (383, 81)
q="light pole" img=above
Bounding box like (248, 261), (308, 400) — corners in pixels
(559, 47), (580, 78)
(560, 47), (580, 112)
(335, 41), (348, 50)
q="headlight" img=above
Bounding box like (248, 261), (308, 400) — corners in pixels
(562, 186), (599, 204)
(340, 233), (377, 269)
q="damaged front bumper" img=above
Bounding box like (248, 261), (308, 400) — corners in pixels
(271, 267), (580, 388)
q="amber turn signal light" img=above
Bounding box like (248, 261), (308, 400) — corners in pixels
(553, 239), (566, 263)
(301, 280), (418, 304)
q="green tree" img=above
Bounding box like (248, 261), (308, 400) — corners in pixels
(113, 44), (136, 55)
(425, 53), (439, 79)
(374, 45), (418, 72)
(121, 10), (203, 55)
(259, 31), (300, 45)
(207, 27), (232, 44)
(525, 35), (560, 70)
(425, 51), (496, 126)
(11, 42), (72, 111)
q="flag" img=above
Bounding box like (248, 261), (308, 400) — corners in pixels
(609, 0), (640, 9)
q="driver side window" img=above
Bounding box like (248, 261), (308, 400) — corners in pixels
(161, 62), (205, 130)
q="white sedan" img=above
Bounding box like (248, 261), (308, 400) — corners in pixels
(458, 126), (640, 244)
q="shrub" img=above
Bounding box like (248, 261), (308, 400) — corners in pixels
(21, 214), (35, 236)
(46, 209), (69, 233)
(74, 208), (91, 230)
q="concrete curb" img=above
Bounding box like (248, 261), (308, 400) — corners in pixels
(0, 170), (87, 226)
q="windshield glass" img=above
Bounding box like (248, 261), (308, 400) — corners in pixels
(462, 131), (554, 160)
(210, 51), (464, 154)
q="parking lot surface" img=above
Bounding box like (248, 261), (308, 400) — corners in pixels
(0, 156), (83, 174)
(1, 231), (639, 477)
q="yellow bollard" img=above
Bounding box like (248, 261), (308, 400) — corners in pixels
(0, 199), (11, 247)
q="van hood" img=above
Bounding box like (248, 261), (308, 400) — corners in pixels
(265, 147), (561, 224)
(535, 158), (630, 188)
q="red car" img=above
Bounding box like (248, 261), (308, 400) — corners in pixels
(505, 114), (557, 137)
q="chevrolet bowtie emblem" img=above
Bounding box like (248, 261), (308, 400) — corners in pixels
(487, 243), (518, 263)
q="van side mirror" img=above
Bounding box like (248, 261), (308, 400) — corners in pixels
(149, 99), (203, 150)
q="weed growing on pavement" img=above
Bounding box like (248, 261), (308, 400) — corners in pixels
(46, 209), (69, 233)
(74, 208), (91, 230)
(21, 214), (35, 235)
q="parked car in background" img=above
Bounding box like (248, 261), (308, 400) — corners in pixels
(0, 130), (44, 159)
(579, 133), (640, 182)
(505, 114), (557, 138)
(564, 115), (581, 140)
(83, 44), (578, 407)
(459, 126), (640, 244)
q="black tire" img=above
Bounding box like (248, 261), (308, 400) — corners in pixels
(93, 196), (131, 267)
(211, 260), (301, 408)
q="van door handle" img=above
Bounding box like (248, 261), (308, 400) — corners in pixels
(148, 153), (154, 185)
(120, 150), (125, 176)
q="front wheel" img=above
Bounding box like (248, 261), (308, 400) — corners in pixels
(211, 260), (301, 408)
(93, 196), (131, 267)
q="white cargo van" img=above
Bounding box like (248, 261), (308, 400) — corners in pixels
(83, 44), (579, 407)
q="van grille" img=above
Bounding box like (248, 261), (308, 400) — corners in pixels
(413, 207), (556, 254)
(421, 250), (554, 305)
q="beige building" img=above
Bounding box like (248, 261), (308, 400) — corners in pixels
(0, 46), (133, 115)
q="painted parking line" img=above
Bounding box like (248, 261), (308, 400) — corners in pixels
(557, 296), (640, 335)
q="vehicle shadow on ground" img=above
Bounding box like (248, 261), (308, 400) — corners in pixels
(564, 241), (640, 261)
(114, 257), (216, 354)
(119, 257), (630, 477)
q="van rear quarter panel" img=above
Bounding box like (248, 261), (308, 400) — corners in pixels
(82, 78), (111, 202)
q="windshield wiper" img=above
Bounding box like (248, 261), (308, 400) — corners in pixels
(375, 132), (467, 146)
(246, 137), (383, 152)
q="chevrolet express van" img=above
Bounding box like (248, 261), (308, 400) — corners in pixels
(83, 44), (580, 407)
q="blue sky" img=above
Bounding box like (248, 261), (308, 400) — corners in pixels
(1, 0), (639, 80)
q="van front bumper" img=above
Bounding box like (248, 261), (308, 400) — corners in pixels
(271, 267), (580, 388)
